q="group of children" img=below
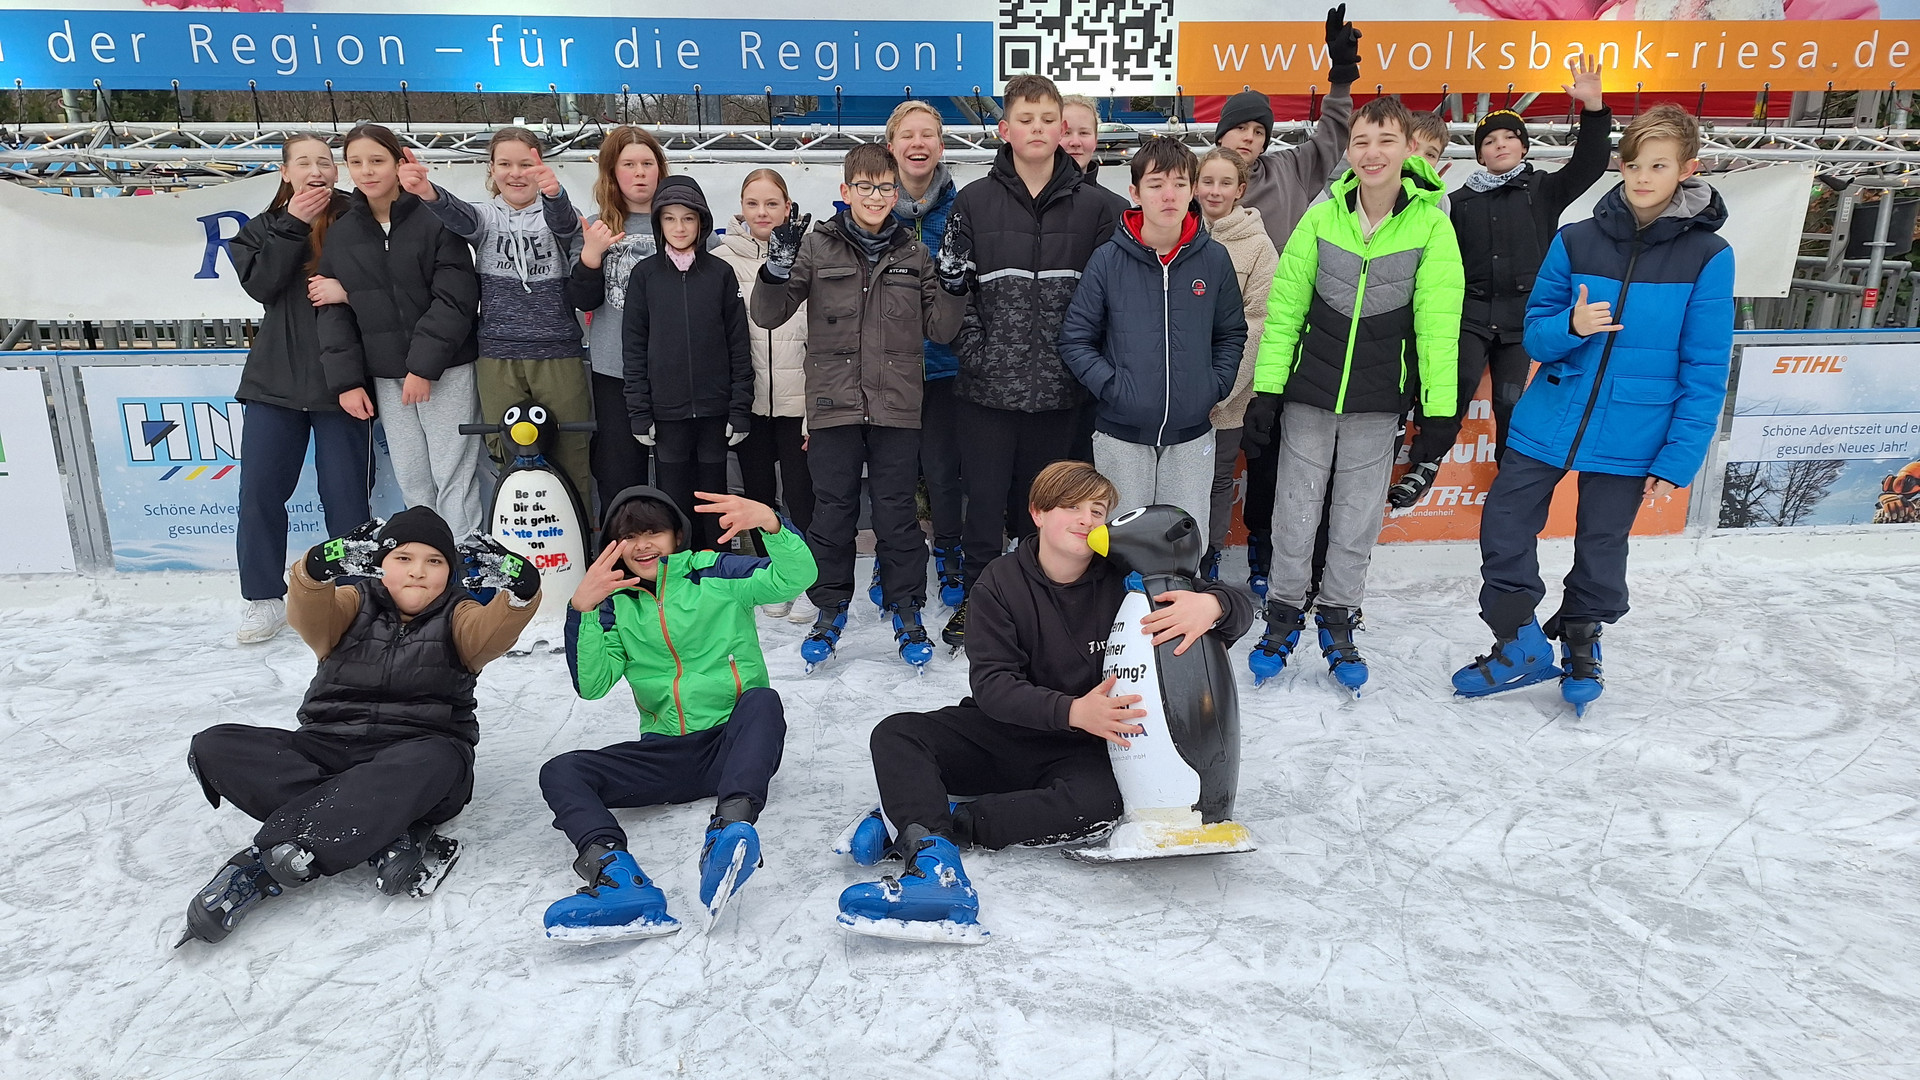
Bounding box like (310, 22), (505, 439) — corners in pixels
(195, 3), (1735, 942)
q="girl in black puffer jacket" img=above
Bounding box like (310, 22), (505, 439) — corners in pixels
(314, 123), (483, 535)
(230, 134), (370, 646)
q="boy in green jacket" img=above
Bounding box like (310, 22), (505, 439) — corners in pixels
(538, 485), (816, 940)
(1240, 96), (1464, 694)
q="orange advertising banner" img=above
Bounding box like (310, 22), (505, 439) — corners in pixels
(1179, 20), (1920, 94)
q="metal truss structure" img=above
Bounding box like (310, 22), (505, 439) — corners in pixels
(6, 117), (1920, 188)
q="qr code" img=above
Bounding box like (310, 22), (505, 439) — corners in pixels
(997, 0), (1174, 89)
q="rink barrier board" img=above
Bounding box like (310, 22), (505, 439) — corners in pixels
(3, 334), (1916, 575)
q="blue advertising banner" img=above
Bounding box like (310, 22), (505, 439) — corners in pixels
(0, 10), (993, 94)
(79, 358), (404, 571)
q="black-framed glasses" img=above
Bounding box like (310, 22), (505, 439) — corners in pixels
(849, 180), (899, 198)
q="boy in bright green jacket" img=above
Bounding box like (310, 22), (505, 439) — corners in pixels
(538, 485), (816, 940)
(1239, 95), (1464, 695)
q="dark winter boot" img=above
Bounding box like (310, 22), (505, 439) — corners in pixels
(941, 598), (968, 651)
(1315, 607), (1369, 692)
(177, 846), (287, 947)
(369, 821), (461, 897)
(1553, 619), (1605, 716)
(1245, 533), (1271, 599)
(1388, 461), (1441, 510)
(1247, 601), (1306, 687)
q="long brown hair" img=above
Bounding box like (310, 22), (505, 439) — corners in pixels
(263, 133), (345, 274)
(593, 126), (669, 230)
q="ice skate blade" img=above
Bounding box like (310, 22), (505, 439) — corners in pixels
(1064, 820), (1256, 863)
(705, 841), (749, 927)
(836, 913), (990, 945)
(408, 837), (460, 898)
(546, 918), (681, 943)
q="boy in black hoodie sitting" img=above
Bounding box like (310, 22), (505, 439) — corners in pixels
(179, 507), (541, 946)
(623, 175), (753, 550)
(832, 461), (1251, 937)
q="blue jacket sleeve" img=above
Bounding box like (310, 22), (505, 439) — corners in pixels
(1650, 245), (1735, 487)
(1523, 234), (1589, 365)
(1210, 249), (1248, 401)
(1057, 248), (1117, 404)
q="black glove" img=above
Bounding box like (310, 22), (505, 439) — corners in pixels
(1240, 393), (1283, 454)
(935, 209), (973, 296)
(1325, 5), (1362, 85)
(765, 206), (810, 278)
(460, 534), (541, 602)
(1416, 414), (1461, 450)
(304, 519), (388, 582)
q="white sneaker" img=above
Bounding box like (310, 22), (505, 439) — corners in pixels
(787, 593), (819, 624)
(236, 598), (287, 644)
(760, 600), (794, 618)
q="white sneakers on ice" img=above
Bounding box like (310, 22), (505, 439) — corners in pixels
(760, 600), (794, 619)
(236, 598), (287, 644)
(787, 592), (819, 625)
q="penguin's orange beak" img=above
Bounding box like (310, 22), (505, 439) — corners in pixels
(1087, 524), (1109, 556)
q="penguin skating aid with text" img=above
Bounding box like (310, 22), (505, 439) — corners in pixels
(1066, 506), (1256, 863)
(459, 400), (594, 654)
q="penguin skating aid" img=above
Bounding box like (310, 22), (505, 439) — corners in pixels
(1065, 506), (1255, 864)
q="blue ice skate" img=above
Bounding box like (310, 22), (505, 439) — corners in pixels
(800, 600), (850, 674)
(1557, 621), (1605, 717)
(837, 832), (988, 944)
(868, 559), (885, 614)
(1316, 607), (1369, 694)
(543, 845), (679, 942)
(832, 806), (891, 866)
(891, 603), (935, 670)
(932, 544), (966, 610)
(1201, 547), (1222, 584)
(1453, 619), (1559, 698)
(699, 819), (761, 924)
(176, 846), (284, 947)
(1246, 533), (1270, 600)
(1247, 604), (1306, 688)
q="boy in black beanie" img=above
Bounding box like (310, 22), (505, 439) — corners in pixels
(177, 507), (542, 946)
(1389, 55), (1614, 510)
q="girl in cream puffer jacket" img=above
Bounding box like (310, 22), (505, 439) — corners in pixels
(1197, 145), (1282, 562)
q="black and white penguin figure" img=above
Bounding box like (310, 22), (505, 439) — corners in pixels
(1071, 504), (1254, 861)
(466, 398), (593, 652)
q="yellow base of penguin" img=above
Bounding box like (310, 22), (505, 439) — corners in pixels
(1065, 808), (1256, 863)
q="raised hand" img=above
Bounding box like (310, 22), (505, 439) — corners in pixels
(1325, 4), (1363, 85)
(287, 184), (334, 224)
(1067, 674), (1148, 748)
(766, 205), (810, 277)
(1571, 283), (1623, 337)
(398, 147), (435, 200)
(305, 518), (389, 582)
(571, 541), (643, 612)
(935, 209), (972, 295)
(579, 215), (627, 269)
(528, 145), (563, 198)
(1563, 54), (1604, 112)
(460, 533), (541, 601)
(694, 490), (781, 546)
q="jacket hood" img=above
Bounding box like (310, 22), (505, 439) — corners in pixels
(720, 217), (771, 259)
(894, 164), (955, 221)
(1115, 207), (1209, 266)
(1593, 177), (1727, 244)
(1332, 152), (1447, 213)
(1204, 204), (1268, 244)
(651, 176), (715, 250)
(990, 145), (1086, 208)
(600, 485), (694, 550)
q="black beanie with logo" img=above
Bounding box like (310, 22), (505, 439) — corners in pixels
(1473, 110), (1530, 161)
(378, 506), (461, 568)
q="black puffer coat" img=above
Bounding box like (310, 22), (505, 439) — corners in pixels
(296, 580), (481, 747)
(946, 147), (1124, 414)
(230, 199), (352, 411)
(314, 190), (480, 394)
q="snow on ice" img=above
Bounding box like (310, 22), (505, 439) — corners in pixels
(1, 534), (1916, 1078)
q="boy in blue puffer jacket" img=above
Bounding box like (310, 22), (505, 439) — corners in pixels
(1452, 104), (1733, 715)
(1058, 138), (1246, 541)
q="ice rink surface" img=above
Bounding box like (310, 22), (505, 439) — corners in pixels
(1, 533), (1916, 1079)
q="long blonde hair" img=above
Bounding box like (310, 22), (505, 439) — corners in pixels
(593, 126), (669, 230)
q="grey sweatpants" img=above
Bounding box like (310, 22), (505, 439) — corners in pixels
(1270, 402), (1397, 611)
(1092, 429), (1215, 542)
(374, 363), (485, 536)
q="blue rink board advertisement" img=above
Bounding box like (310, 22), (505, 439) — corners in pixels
(80, 360), (402, 571)
(1720, 341), (1920, 528)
